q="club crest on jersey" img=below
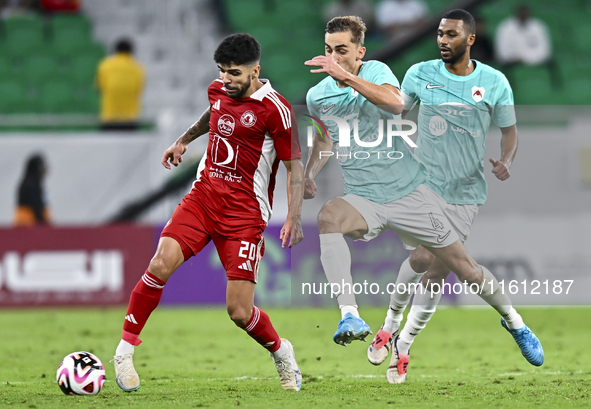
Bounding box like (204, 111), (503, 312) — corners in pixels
(471, 86), (485, 102)
(240, 110), (257, 127)
(218, 114), (235, 136)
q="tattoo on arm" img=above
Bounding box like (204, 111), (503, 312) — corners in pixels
(179, 108), (211, 145)
(290, 179), (302, 186)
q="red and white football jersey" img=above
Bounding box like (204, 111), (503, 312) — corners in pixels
(191, 79), (301, 224)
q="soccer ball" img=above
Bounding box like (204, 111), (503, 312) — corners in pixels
(56, 351), (106, 395)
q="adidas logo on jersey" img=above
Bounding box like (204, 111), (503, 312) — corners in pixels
(125, 314), (138, 324)
(212, 100), (221, 110)
(238, 260), (253, 272)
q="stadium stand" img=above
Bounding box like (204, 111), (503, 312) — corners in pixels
(0, 13), (103, 119)
(221, 0), (590, 105)
(0, 0), (587, 129)
(0, 0), (221, 132)
(82, 0), (221, 128)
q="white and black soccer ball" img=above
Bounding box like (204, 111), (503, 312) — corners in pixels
(56, 351), (106, 395)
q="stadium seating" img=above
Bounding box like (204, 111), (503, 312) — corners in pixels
(0, 57), (13, 78)
(0, 81), (31, 113)
(222, 0), (590, 105)
(38, 81), (76, 113)
(3, 15), (45, 57)
(22, 55), (64, 85)
(0, 13), (105, 117)
(49, 14), (94, 56)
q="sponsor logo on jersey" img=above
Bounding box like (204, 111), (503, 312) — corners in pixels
(451, 125), (481, 138)
(426, 82), (444, 89)
(217, 114), (235, 136)
(471, 86), (485, 102)
(429, 115), (447, 136)
(437, 102), (473, 118)
(212, 100), (221, 110)
(240, 110), (257, 127)
(211, 134), (239, 170)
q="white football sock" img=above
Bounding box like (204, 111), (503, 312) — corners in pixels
(116, 339), (134, 356)
(398, 283), (442, 355)
(383, 258), (426, 334)
(271, 339), (289, 359)
(478, 265), (524, 329)
(320, 233), (358, 318)
(340, 305), (360, 318)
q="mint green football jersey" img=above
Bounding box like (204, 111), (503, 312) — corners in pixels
(306, 60), (426, 204)
(402, 59), (516, 205)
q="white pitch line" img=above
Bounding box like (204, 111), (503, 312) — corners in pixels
(206, 374), (379, 381)
(1, 380), (113, 385)
(2, 370), (578, 385)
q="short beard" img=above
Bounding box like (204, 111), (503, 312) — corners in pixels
(229, 77), (252, 99)
(442, 41), (468, 64)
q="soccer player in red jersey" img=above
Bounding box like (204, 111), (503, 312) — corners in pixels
(113, 34), (305, 392)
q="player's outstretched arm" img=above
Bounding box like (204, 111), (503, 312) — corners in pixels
(161, 108), (211, 169)
(305, 56), (404, 114)
(490, 124), (518, 181)
(303, 130), (334, 199)
(280, 159), (305, 248)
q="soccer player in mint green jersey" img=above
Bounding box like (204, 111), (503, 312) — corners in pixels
(367, 10), (543, 384)
(304, 16), (542, 371)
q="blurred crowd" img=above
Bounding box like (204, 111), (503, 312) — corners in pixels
(0, 0), (80, 17)
(323, 0), (553, 72)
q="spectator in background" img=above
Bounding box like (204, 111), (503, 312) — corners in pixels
(14, 154), (51, 226)
(495, 4), (551, 66)
(96, 39), (145, 131)
(470, 16), (494, 64)
(495, 4), (560, 88)
(324, 0), (375, 35)
(40, 0), (79, 13)
(375, 0), (428, 42)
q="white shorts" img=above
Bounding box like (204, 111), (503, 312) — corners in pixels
(402, 201), (479, 250)
(341, 184), (461, 249)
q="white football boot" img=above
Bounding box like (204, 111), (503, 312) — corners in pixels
(113, 353), (140, 392)
(271, 338), (302, 391)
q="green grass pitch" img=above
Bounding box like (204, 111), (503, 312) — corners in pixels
(1, 306), (590, 408)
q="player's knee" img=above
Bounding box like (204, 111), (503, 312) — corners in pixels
(147, 256), (172, 282)
(317, 206), (341, 234)
(409, 251), (433, 273)
(227, 304), (251, 327)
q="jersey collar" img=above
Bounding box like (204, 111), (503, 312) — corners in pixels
(250, 79), (274, 101)
(438, 59), (482, 82)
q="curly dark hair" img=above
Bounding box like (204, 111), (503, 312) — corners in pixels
(214, 33), (261, 66)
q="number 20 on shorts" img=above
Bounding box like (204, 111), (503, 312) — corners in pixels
(238, 241), (257, 261)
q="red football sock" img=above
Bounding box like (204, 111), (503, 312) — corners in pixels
(122, 270), (166, 346)
(240, 306), (282, 353)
